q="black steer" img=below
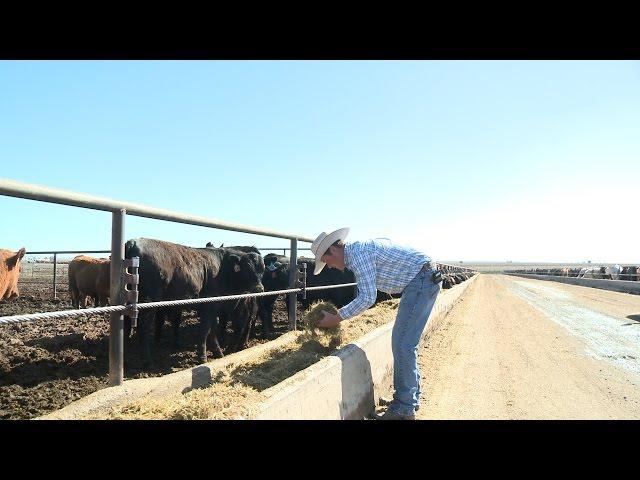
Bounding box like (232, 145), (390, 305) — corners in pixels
(212, 245), (263, 346)
(125, 238), (265, 367)
(258, 253), (292, 337)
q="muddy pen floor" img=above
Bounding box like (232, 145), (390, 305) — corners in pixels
(0, 284), (295, 420)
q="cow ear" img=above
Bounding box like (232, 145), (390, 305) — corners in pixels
(7, 248), (25, 268)
(228, 253), (242, 272)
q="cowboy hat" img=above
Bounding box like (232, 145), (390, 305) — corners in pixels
(310, 227), (350, 275)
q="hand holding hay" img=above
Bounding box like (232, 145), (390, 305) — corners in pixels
(302, 301), (341, 330)
(301, 300), (343, 349)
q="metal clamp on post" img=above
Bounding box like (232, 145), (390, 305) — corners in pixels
(123, 256), (139, 328)
(297, 262), (307, 299)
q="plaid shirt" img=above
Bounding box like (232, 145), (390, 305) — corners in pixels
(338, 239), (431, 320)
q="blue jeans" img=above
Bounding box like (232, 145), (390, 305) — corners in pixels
(389, 266), (441, 415)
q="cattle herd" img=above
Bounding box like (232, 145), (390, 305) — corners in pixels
(1, 240), (474, 370)
(507, 265), (640, 281)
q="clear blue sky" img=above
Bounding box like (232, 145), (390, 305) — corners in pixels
(1, 60), (638, 263)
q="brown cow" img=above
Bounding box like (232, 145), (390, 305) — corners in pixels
(0, 247), (26, 300)
(68, 255), (110, 308)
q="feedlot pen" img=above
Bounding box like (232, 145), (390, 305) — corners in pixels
(1, 281), (296, 419)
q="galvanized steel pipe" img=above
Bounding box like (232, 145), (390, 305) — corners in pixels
(109, 209), (125, 386)
(0, 178), (314, 242)
(288, 238), (298, 331)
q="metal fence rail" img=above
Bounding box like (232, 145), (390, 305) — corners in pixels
(0, 178), (315, 385)
(506, 271), (639, 280)
(0, 179), (314, 242)
(16, 249), (311, 296)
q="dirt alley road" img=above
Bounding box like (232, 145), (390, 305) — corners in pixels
(417, 274), (640, 419)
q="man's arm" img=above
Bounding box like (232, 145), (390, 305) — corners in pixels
(336, 248), (377, 320)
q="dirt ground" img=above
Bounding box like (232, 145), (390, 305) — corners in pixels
(417, 274), (640, 419)
(0, 284), (294, 420)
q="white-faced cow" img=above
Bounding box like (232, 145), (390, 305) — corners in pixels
(0, 247), (26, 300)
(579, 266), (605, 279)
(125, 238), (265, 368)
(68, 255), (110, 308)
(603, 264), (622, 280)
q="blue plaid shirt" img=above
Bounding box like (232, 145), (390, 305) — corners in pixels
(338, 239), (431, 320)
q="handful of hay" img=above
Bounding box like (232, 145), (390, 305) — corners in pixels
(302, 300), (339, 329)
(300, 300), (342, 349)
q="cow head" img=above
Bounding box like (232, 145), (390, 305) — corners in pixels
(225, 251), (265, 294)
(263, 255), (290, 285)
(2, 247), (26, 300)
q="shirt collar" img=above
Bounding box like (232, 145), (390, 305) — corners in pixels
(343, 242), (353, 269)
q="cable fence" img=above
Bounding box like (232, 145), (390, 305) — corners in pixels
(0, 284), (359, 325)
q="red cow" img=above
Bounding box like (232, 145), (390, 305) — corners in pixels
(0, 247), (27, 300)
(68, 255), (110, 308)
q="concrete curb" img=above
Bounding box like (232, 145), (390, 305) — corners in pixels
(252, 274), (479, 420)
(506, 274), (640, 295)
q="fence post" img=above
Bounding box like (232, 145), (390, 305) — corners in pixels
(288, 238), (298, 331)
(52, 253), (58, 300)
(109, 209), (126, 386)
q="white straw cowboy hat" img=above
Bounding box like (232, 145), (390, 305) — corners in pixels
(310, 227), (350, 275)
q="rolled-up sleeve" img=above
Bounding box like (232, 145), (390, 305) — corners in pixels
(338, 248), (377, 320)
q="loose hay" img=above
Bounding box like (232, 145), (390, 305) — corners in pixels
(87, 299), (400, 420)
(86, 378), (266, 420)
(300, 300), (343, 346)
(302, 300), (339, 328)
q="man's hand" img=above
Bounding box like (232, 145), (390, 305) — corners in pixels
(316, 311), (342, 328)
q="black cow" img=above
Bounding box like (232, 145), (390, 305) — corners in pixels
(212, 245), (263, 346)
(621, 266), (638, 281)
(442, 275), (453, 289)
(150, 244), (263, 350)
(124, 238), (265, 367)
(258, 253), (292, 337)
